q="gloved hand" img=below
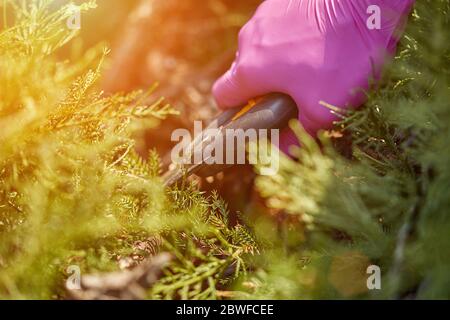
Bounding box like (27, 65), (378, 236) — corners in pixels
(213, 0), (415, 152)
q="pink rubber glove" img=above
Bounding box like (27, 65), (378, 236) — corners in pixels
(213, 0), (415, 152)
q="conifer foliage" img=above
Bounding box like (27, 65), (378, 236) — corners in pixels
(255, 0), (450, 299)
(0, 0), (255, 299)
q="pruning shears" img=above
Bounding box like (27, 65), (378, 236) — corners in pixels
(162, 93), (298, 187)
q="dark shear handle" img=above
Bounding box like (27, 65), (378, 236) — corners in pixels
(163, 93), (298, 187)
(213, 93), (298, 131)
